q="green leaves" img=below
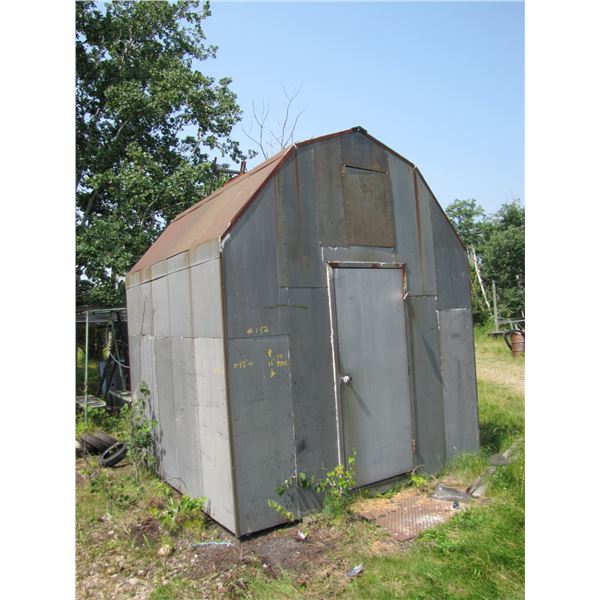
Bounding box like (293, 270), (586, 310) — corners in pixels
(446, 199), (525, 323)
(76, 0), (247, 306)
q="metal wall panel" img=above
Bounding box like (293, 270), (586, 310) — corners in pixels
(438, 309), (479, 458)
(170, 337), (202, 496)
(151, 275), (170, 338)
(430, 200), (470, 310)
(126, 269), (141, 289)
(154, 337), (180, 486)
(274, 149), (324, 288)
(412, 171), (438, 296)
(193, 337), (236, 533)
(139, 282), (154, 335)
(341, 164), (395, 247)
(322, 245), (397, 264)
(189, 238), (220, 267)
(151, 259), (168, 282)
(340, 131), (388, 172)
(405, 296), (446, 472)
(223, 181), (289, 339)
(288, 288), (338, 500)
(125, 284), (141, 337)
(168, 268), (193, 338)
(190, 258), (224, 338)
(128, 334), (141, 400)
(389, 156), (422, 293)
(334, 268), (414, 485)
(139, 334), (158, 429)
(166, 251), (189, 274)
(227, 335), (296, 535)
(313, 137), (346, 245)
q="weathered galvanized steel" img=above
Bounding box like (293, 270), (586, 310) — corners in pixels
(126, 127), (479, 537)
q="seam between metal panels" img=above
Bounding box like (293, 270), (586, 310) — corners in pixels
(433, 296), (448, 469)
(218, 249), (241, 536)
(398, 269), (418, 470)
(286, 330), (301, 520)
(325, 262), (344, 466)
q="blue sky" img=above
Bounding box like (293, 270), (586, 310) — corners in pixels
(200, 1), (524, 214)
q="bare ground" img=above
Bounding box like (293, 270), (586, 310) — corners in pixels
(475, 340), (524, 396)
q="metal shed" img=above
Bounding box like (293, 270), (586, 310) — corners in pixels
(125, 127), (479, 537)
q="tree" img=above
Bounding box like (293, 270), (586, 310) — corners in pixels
(480, 200), (525, 320)
(446, 198), (525, 326)
(76, 0), (247, 306)
(445, 198), (487, 249)
(242, 84), (304, 160)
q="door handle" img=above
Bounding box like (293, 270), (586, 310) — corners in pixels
(340, 374), (352, 384)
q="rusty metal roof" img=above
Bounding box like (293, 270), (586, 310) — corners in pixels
(129, 146), (293, 274)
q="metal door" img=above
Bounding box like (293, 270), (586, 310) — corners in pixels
(332, 266), (413, 486)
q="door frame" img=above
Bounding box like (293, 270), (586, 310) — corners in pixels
(325, 260), (417, 478)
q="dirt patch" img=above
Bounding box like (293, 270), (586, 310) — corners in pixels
(129, 517), (162, 546)
(245, 527), (331, 575)
(476, 360), (524, 395)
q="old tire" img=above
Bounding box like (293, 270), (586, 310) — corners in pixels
(79, 433), (105, 455)
(99, 442), (128, 468)
(93, 432), (118, 451)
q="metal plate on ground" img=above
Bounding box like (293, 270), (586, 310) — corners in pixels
(353, 490), (461, 542)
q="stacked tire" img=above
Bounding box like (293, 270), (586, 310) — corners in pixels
(77, 431), (128, 467)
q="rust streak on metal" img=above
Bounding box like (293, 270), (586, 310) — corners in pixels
(412, 168), (426, 288)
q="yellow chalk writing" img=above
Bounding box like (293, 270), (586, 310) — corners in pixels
(246, 325), (271, 335)
(233, 360), (254, 369)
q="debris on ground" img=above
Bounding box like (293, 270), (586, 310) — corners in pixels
(346, 563), (364, 577)
(294, 530), (308, 541)
(429, 484), (471, 503)
(158, 544), (173, 557)
(353, 489), (466, 542)
(467, 440), (521, 498)
(489, 453), (510, 466)
(191, 540), (235, 549)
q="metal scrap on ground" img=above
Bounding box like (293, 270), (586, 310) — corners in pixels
(353, 489), (468, 542)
